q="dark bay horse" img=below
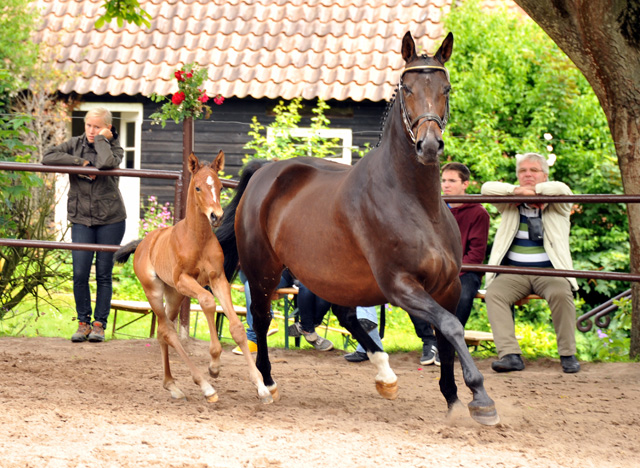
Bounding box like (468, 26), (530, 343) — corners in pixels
(217, 32), (499, 425)
(115, 152), (272, 403)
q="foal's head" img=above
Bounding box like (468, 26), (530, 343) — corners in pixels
(188, 151), (225, 228)
(399, 31), (453, 164)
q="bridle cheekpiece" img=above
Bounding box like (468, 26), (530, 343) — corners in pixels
(398, 64), (450, 143)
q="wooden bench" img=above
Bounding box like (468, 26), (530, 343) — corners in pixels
(231, 283), (355, 350)
(108, 299), (246, 339)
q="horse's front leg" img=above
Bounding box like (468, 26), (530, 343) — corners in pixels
(385, 277), (499, 426)
(207, 275), (273, 404)
(332, 306), (398, 400)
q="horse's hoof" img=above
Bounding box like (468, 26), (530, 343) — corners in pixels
(209, 365), (220, 379)
(268, 384), (280, 402)
(469, 404), (500, 426)
(375, 380), (399, 400)
(259, 393), (274, 404)
(206, 392), (219, 403)
(167, 387), (187, 400)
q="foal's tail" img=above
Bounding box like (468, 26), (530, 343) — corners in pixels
(113, 239), (142, 264)
(216, 158), (271, 282)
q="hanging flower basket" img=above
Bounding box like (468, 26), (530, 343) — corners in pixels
(150, 63), (224, 128)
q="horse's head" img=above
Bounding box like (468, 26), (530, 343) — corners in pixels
(399, 31), (453, 164)
(188, 150), (225, 228)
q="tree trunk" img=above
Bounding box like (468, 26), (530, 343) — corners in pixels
(513, 0), (640, 357)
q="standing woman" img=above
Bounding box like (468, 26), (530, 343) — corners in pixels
(42, 108), (126, 342)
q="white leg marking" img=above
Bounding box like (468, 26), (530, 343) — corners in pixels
(369, 352), (397, 384)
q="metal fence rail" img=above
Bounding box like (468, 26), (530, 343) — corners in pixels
(0, 161), (638, 283)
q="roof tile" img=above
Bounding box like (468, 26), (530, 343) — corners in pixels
(35, 0), (523, 101)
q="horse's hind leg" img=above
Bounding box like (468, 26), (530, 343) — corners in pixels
(332, 305), (398, 400)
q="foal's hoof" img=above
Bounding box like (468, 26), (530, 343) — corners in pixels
(259, 392), (274, 404)
(209, 365), (220, 379)
(469, 403), (500, 426)
(375, 380), (399, 400)
(205, 391), (219, 403)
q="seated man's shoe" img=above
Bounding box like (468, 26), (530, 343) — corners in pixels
(303, 331), (334, 351)
(233, 340), (258, 355)
(266, 322), (279, 337)
(344, 351), (369, 362)
(560, 355), (581, 373)
(420, 344), (438, 365)
(491, 353), (525, 373)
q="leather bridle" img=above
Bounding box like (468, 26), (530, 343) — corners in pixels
(398, 65), (450, 143)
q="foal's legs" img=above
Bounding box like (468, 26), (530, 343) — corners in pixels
(332, 306), (397, 400)
(207, 272), (272, 403)
(155, 286), (218, 402)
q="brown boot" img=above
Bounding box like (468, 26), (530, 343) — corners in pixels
(88, 321), (105, 342)
(71, 322), (91, 342)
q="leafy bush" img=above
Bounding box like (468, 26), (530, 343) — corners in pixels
(243, 97), (341, 163)
(444, 1), (627, 306)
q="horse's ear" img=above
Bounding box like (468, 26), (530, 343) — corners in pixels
(434, 32), (454, 65)
(211, 150), (225, 173)
(401, 31), (417, 63)
(188, 152), (200, 174)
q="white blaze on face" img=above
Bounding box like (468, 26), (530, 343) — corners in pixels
(206, 175), (217, 203)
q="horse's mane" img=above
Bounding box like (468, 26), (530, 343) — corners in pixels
(216, 158), (273, 281)
(375, 87), (398, 148)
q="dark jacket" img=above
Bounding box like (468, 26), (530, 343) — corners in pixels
(42, 132), (126, 227)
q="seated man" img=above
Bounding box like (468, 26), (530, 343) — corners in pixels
(481, 152), (580, 374)
(343, 305), (384, 362)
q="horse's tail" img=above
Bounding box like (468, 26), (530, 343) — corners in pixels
(113, 239), (142, 264)
(217, 158), (271, 282)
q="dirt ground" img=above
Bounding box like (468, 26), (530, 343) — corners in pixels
(1, 337), (638, 468)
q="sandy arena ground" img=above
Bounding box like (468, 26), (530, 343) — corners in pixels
(1, 336), (638, 468)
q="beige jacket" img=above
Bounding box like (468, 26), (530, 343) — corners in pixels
(481, 181), (578, 291)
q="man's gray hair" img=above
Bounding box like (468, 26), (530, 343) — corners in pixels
(516, 152), (549, 175)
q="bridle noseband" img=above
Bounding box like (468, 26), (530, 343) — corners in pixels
(398, 65), (450, 143)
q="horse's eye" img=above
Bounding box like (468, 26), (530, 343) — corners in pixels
(444, 85), (452, 95)
(195, 187), (201, 192)
(403, 85), (412, 95)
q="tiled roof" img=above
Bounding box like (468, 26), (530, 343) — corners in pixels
(34, 0), (521, 102)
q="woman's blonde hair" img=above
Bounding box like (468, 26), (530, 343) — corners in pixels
(84, 107), (112, 126)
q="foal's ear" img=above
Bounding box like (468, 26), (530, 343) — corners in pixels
(188, 152), (201, 174)
(434, 32), (454, 65)
(211, 150), (225, 173)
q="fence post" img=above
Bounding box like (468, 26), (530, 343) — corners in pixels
(178, 117), (194, 340)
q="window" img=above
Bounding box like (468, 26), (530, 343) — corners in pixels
(266, 127), (353, 165)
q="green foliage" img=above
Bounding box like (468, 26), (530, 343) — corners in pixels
(444, 1), (627, 301)
(0, 0), (39, 84)
(95, 0), (152, 29)
(576, 297), (631, 362)
(149, 63), (223, 128)
(243, 98), (341, 163)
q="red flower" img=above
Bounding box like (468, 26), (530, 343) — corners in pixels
(186, 72), (193, 79)
(174, 71), (185, 82)
(213, 95), (224, 105)
(198, 92), (209, 103)
(171, 91), (186, 105)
